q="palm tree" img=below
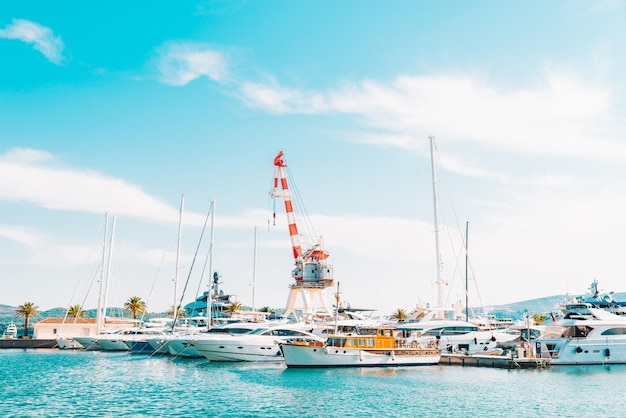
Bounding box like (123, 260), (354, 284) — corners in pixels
(15, 302), (39, 338)
(123, 296), (147, 320)
(166, 305), (187, 318)
(67, 304), (86, 318)
(259, 306), (273, 313)
(532, 313), (547, 325)
(390, 308), (408, 321)
(226, 301), (243, 316)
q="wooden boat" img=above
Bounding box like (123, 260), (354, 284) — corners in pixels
(280, 326), (441, 368)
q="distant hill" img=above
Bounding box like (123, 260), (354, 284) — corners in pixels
(490, 295), (565, 316)
(0, 304), (16, 317)
(488, 291), (626, 319)
(0, 305), (168, 322)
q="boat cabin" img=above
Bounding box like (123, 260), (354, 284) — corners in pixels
(326, 327), (399, 349)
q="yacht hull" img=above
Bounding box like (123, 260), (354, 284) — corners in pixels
(281, 344), (441, 368)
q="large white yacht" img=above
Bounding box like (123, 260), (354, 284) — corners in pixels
(95, 327), (167, 351)
(536, 308), (626, 365)
(394, 312), (518, 355)
(187, 324), (323, 362)
(159, 322), (265, 358)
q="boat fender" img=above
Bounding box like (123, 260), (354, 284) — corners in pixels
(605, 348), (610, 357)
(576, 346), (583, 353)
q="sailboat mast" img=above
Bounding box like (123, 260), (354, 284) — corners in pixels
(174, 195), (184, 320)
(96, 213), (108, 335)
(206, 200), (215, 330)
(252, 226), (257, 311)
(465, 221), (469, 321)
(430, 136), (445, 319)
(103, 216), (116, 326)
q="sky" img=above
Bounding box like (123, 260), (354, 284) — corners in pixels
(2, 1), (626, 316)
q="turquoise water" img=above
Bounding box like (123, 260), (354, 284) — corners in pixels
(2, 350), (625, 417)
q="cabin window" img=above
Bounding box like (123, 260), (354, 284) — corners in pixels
(358, 338), (366, 347)
(601, 327), (626, 336)
(564, 326), (592, 338)
(368, 338), (375, 347)
(347, 338), (356, 346)
(53, 328), (57, 334)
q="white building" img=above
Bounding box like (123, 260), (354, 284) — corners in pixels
(34, 318), (135, 339)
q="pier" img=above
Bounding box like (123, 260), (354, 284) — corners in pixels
(440, 353), (550, 369)
(0, 339), (57, 349)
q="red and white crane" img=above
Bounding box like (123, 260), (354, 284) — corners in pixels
(270, 151), (333, 286)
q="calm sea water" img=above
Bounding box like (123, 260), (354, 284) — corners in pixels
(1, 349), (625, 417)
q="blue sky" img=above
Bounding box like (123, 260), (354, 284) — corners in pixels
(2, 1), (626, 316)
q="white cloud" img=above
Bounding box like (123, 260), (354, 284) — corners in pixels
(238, 72), (626, 162)
(154, 42), (229, 86)
(239, 79), (327, 114)
(0, 226), (42, 248)
(0, 148), (53, 164)
(0, 148), (181, 224)
(0, 18), (65, 64)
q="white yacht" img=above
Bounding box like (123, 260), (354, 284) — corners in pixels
(280, 326), (441, 368)
(56, 337), (84, 349)
(188, 324), (323, 362)
(537, 308), (626, 365)
(159, 323), (264, 358)
(3, 322), (18, 339)
(95, 328), (167, 351)
(395, 313), (518, 355)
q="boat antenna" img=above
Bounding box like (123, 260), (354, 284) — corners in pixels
(334, 281), (340, 334)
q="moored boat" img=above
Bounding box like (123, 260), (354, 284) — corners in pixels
(188, 324), (322, 362)
(280, 326), (441, 368)
(2, 322), (18, 339)
(537, 308), (626, 365)
(56, 337), (83, 349)
(395, 314), (518, 355)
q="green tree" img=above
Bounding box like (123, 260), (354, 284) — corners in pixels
(67, 304), (86, 318)
(15, 302), (39, 338)
(390, 308), (408, 321)
(532, 313), (548, 325)
(226, 301), (243, 315)
(166, 305), (187, 318)
(124, 296), (147, 320)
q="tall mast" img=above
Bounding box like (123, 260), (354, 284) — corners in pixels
(96, 213), (108, 334)
(430, 136), (444, 319)
(465, 221), (469, 321)
(252, 225), (257, 311)
(174, 195), (184, 320)
(206, 200), (215, 330)
(103, 216), (116, 326)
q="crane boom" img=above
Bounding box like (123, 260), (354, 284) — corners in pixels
(272, 151), (303, 261)
(270, 151), (333, 285)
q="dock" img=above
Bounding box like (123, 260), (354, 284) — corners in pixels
(0, 339), (58, 349)
(440, 353), (550, 369)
